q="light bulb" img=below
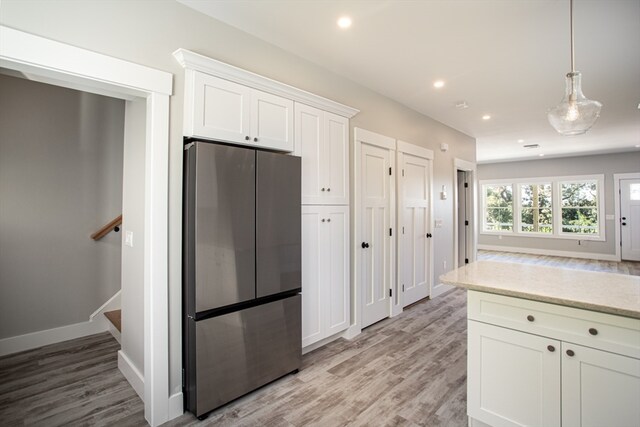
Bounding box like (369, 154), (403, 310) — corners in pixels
(566, 102), (580, 121)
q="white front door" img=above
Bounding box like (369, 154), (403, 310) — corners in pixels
(621, 178), (640, 261)
(361, 143), (391, 328)
(400, 153), (430, 307)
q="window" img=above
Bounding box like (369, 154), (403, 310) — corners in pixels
(483, 184), (513, 232)
(560, 180), (599, 235)
(520, 183), (552, 233)
(480, 175), (604, 240)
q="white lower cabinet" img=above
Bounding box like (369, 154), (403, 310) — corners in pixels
(468, 321), (561, 427)
(467, 291), (640, 427)
(562, 342), (640, 427)
(301, 205), (349, 347)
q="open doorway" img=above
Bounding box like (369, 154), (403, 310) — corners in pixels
(1, 26), (173, 426)
(453, 158), (477, 271)
(615, 173), (640, 262)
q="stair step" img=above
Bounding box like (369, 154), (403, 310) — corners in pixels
(104, 310), (121, 332)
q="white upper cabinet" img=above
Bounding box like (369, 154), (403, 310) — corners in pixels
(186, 70), (293, 152)
(295, 103), (349, 205)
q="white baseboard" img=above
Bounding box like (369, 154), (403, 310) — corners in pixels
(118, 350), (144, 400)
(302, 330), (347, 355)
(90, 290), (121, 321)
(0, 317), (109, 357)
(168, 392), (184, 420)
(431, 282), (454, 299)
(478, 244), (619, 261)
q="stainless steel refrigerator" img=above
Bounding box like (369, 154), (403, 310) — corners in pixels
(182, 141), (301, 419)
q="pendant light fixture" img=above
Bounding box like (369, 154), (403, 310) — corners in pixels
(547, 0), (602, 136)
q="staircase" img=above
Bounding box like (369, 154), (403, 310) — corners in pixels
(104, 310), (122, 343)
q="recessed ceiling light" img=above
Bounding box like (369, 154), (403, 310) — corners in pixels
(635, 144), (640, 148)
(482, 114), (491, 120)
(539, 153), (545, 157)
(517, 139), (524, 143)
(433, 80), (445, 89)
(337, 16), (352, 29)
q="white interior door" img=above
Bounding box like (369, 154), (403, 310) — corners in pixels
(621, 178), (640, 261)
(361, 143), (391, 328)
(400, 153), (430, 307)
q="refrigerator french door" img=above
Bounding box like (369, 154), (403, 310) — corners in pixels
(183, 141), (301, 419)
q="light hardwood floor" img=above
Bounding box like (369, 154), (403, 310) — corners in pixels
(1, 252), (637, 426)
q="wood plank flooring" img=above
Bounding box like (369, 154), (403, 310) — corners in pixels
(477, 250), (640, 276)
(0, 332), (146, 426)
(1, 251), (637, 426)
(165, 288), (469, 427)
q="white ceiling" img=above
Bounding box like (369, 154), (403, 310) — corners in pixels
(178, 0), (640, 163)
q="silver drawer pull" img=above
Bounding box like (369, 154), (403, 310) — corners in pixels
(589, 328), (598, 336)
(527, 315), (535, 322)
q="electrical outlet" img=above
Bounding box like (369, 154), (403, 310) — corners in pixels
(443, 260), (447, 270)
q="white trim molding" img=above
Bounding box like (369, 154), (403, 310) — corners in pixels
(173, 48), (359, 118)
(89, 290), (122, 321)
(453, 158), (478, 269)
(614, 172), (640, 262)
(0, 318), (108, 357)
(119, 350), (145, 399)
(478, 244), (618, 262)
(0, 26), (175, 426)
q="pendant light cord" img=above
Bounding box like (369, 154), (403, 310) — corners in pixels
(570, 0), (575, 72)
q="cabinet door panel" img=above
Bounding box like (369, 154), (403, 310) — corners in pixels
(193, 73), (250, 144)
(324, 112), (349, 205)
(301, 207), (323, 347)
(295, 103), (323, 204)
(326, 206), (350, 335)
(251, 90), (294, 152)
(468, 321), (561, 427)
(562, 343), (640, 427)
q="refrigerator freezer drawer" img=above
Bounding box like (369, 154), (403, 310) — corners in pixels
(193, 295), (301, 416)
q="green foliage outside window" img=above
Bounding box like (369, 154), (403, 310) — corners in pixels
(561, 181), (598, 234)
(484, 185), (513, 231)
(520, 183), (553, 233)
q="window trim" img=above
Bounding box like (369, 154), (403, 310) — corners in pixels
(480, 174), (605, 241)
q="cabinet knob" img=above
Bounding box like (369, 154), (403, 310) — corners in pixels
(566, 349), (575, 357)
(622, 222), (627, 226)
(527, 315), (535, 322)
(547, 345), (555, 352)
(321, 188), (326, 192)
(245, 136), (250, 141)
(253, 137), (258, 142)
(588, 328), (598, 336)
(361, 242), (370, 249)
(321, 219), (325, 222)
(327, 218), (331, 222)
(327, 188), (331, 192)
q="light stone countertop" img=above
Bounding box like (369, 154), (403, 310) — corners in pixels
(440, 260), (640, 319)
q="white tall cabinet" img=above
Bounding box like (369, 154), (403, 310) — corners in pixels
(296, 103), (351, 348)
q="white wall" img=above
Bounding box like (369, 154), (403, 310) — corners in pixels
(121, 98), (147, 374)
(0, 0), (475, 397)
(0, 73), (124, 339)
(477, 152), (640, 257)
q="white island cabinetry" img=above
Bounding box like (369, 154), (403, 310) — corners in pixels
(440, 261), (640, 427)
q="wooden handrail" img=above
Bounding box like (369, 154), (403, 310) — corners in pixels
(91, 215), (122, 240)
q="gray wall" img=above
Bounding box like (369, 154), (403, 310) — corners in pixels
(0, 0), (475, 395)
(478, 152), (640, 256)
(0, 74), (125, 339)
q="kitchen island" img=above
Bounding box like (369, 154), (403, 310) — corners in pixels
(440, 261), (640, 427)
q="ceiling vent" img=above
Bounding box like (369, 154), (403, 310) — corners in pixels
(523, 144), (540, 149)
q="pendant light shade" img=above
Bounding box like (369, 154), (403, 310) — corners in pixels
(547, 71), (602, 136)
(547, 0), (602, 136)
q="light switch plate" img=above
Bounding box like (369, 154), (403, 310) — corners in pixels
(434, 219), (443, 228)
(605, 214), (614, 220)
(125, 230), (134, 247)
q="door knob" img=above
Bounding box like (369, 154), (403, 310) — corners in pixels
(426, 233), (432, 238)
(361, 242), (370, 249)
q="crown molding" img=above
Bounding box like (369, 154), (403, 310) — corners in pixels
(173, 48), (359, 119)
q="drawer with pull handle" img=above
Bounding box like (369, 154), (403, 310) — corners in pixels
(468, 290), (640, 359)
